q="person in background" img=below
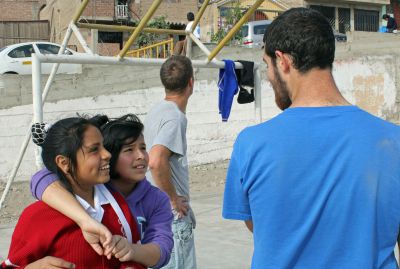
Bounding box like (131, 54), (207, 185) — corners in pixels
(144, 55), (197, 269)
(383, 14), (398, 33)
(173, 12), (200, 56)
(223, 7), (400, 269)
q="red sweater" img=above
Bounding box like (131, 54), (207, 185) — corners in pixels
(2, 191), (146, 269)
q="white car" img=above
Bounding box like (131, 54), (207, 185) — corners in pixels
(0, 42), (83, 75)
(240, 20), (272, 48)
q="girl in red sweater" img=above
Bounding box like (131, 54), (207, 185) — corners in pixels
(1, 116), (146, 269)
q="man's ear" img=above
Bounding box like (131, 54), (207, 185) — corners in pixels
(186, 77), (194, 95)
(275, 51), (292, 73)
(188, 77), (194, 89)
(55, 155), (70, 175)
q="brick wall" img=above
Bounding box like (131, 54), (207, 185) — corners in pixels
(391, 0), (400, 28)
(136, 0), (198, 23)
(98, 43), (120, 56)
(0, 0), (42, 21)
(82, 0), (114, 18)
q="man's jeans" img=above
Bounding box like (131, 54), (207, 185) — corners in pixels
(162, 212), (197, 269)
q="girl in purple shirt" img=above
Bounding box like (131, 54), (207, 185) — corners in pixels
(30, 114), (173, 268)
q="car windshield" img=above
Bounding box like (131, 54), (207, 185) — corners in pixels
(254, 25), (268, 35)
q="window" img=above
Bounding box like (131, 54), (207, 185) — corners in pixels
(310, 5), (335, 29)
(8, 45), (34, 58)
(241, 25), (249, 37)
(37, 43), (73, 55)
(254, 25), (268, 35)
(354, 9), (379, 32)
(99, 32), (123, 43)
(338, 8), (350, 34)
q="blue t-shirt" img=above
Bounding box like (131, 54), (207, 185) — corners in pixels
(223, 106), (400, 269)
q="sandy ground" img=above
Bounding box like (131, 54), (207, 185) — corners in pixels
(0, 160), (229, 225)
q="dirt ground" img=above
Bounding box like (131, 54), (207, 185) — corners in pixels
(0, 160), (229, 225)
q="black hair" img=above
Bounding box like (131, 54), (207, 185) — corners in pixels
(40, 115), (108, 193)
(160, 55), (193, 94)
(101, 114), (144, 179)
(382, 14), (389, 19)
(264, 8), (335, 73)
(187, 12), (195, 21)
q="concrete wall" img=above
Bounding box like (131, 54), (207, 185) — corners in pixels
(0, 41), (399, 182)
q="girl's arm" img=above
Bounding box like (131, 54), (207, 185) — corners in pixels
(139, 188), (174, 268)
(111, 186), (173, 268)
(31, 168), (113, 256)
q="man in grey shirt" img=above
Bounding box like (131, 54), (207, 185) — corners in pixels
(144, 55), (196, 269)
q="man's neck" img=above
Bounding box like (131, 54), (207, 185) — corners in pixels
(165, 93), (189, 113)
(289, 68), (351, 108)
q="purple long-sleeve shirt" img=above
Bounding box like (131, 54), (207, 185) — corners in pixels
(31, 168), (173, 269)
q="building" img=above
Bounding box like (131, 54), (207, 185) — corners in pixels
(39, 0), (199, 55)
(201, 0), (287, 42)
(387, 0), (400, 29)
(0, 0), (49, 47)
(0, 0), (46, 21)
(309, 0), (388, 33)
(282, 0), (390, 33)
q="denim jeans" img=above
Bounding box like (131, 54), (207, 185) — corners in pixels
(162, 212), (197, 269)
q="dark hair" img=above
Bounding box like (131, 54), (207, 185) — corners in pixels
(187, 12), (195, 21)
(160, 55), (193, 94)
(101, 114), (144, 179)
(40, 115), (108, 192)
(264, 8), (335, 73)
(382, 14), (389, 19)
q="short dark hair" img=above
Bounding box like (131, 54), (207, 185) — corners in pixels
(101, 114), (144, 179)
(382, 14), (389, 19)
(160, 55), (193, 94)
(187, 12), (195, 21)
(264, 8), (335, 73)
(41, 115), (107, 192)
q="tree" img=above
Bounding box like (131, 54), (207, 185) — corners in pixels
(211, 1), (245, 44)
(133, 16), (170, 47)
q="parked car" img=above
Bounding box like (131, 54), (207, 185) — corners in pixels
(240, 20), (347, 48)
(0, 42), (83, 75)
(240, 20), (272, 48)
(334, 31), (347, 42)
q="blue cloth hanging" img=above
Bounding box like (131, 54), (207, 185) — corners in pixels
(218, 60), (239, 122)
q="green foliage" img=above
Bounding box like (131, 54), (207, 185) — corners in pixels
(211, 1), (245, 44)
(211, 28), (227, 43)
(134, 16), (170, 47)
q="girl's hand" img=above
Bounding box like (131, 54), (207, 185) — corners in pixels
(111, 235), (135, 262)
(25, 256), (75, 269)
(79, 217), (114, 257)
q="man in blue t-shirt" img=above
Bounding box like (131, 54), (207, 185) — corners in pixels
(223, 8), (400, 269)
